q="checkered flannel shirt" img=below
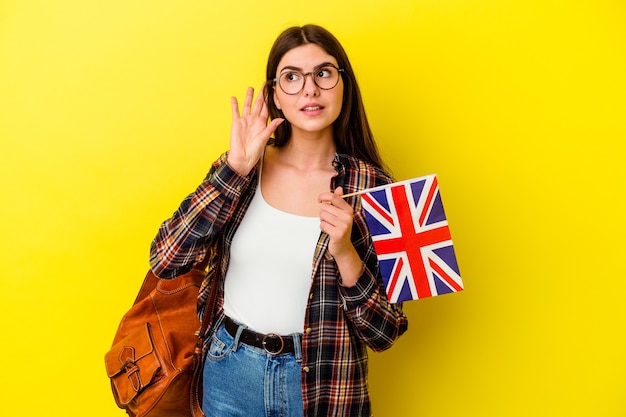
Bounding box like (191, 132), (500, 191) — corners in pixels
(150, 151), (408, 417)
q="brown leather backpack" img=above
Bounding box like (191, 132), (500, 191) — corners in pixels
(105, 261), (217, 417)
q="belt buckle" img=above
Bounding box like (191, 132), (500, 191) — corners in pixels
(262, 333), (284, 355)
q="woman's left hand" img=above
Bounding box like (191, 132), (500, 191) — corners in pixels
(319, 187), (364, 287)
(319, 187), (355, 258)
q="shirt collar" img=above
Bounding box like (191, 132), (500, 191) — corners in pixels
(331, 152), (348, 190)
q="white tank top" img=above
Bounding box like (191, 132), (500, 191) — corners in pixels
(223, 175), (320, 335)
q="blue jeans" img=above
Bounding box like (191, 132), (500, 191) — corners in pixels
(202, 320), (304, 417)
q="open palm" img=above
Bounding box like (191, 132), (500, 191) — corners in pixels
(227, 86), (284, 176)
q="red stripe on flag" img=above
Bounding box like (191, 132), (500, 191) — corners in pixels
(428, 258), (463, 292)
(362, 193), (394, 226)
(418, 177), (438, 227)
(392, 185), (430, 298)
(386, 257), (404, 300)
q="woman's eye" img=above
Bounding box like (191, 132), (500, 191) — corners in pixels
(284, 72), (301, 82)
(316, 68), (332, 78)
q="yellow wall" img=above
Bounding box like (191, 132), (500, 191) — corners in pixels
(1, 1), (624, 416)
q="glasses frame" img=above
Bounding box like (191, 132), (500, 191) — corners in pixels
(272, 64), (344, 95)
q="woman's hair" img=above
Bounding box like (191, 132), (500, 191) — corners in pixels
(265, 24), (385, 170)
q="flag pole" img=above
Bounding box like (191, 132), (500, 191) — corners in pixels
(340, 176), (430, 199)
(340, 189), (369, 199)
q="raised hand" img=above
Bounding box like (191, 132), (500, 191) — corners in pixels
(227, 86), (284, 176)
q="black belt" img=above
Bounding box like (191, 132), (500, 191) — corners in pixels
(224, 316), (296, 355)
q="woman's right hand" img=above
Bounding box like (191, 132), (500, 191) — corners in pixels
(227, 86), (284, 176)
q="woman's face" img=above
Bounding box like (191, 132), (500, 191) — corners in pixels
(273, 43), (344, 139)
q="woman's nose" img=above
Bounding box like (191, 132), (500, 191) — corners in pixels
(302, 73), (320, 96)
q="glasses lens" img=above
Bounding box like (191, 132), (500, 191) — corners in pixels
(278, 66), (340, 95)
(314, 66), (339, 90)
(279, 71), (304, 95)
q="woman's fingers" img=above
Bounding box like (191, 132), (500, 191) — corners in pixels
(268, 116), (284, 131)
(319, 188), (355, 258)
(252, 86), (267, 116)
(231, 96), (240, 120)
(233, 86), (270, 119)
(319, 188), (352, 227)
(228, 85), (284, 175)
(319, 187), (348, 207)
(242, 87), (254, 115)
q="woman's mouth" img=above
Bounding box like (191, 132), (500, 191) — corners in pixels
(300, 104), (325, 114)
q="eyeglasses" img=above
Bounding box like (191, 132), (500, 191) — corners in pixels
(273, 65), (344, 95)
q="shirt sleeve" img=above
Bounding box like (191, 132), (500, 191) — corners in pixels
(338, 209), (409, 352)
(335, 160), (409, 351)
(149, 152), (252, 279)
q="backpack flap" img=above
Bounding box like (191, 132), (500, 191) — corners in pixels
(105, 322), (161, 406)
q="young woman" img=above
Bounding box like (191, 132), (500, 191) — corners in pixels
(150, 24), (408, 417)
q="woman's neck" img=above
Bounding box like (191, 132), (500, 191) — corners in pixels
(275, 132), (336, 170)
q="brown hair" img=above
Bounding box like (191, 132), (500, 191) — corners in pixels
(265, 24), (385, 170)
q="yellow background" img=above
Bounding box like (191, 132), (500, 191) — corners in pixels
(1, 0), (624, 416)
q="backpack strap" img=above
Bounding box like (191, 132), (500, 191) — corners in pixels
(133, 257), (211, 306)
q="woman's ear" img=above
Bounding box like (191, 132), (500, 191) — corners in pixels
(273, 89), (281, 110)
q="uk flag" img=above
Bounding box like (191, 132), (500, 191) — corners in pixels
(361, 175), (463, 302)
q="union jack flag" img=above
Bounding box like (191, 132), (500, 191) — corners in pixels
(361, 175), (463, 302)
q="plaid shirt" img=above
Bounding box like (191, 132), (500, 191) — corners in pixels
(150, 151), (408, 417)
